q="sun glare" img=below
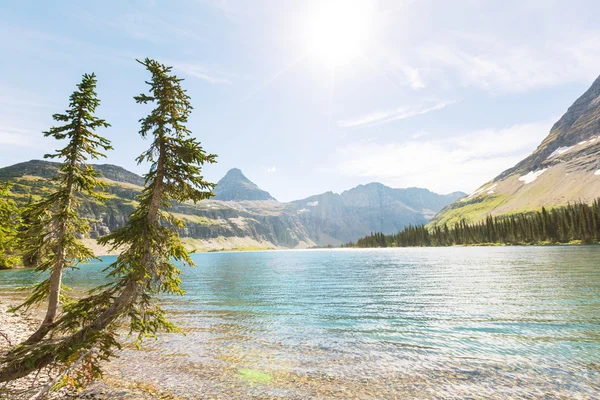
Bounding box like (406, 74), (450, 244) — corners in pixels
(303, 0), (375, 68)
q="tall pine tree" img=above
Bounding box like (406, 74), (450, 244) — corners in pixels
(14, 73), (112, 344)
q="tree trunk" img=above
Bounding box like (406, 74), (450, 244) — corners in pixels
(25, 147), (77, 345)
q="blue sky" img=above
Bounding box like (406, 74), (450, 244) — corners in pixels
(1, 0), (599, 201)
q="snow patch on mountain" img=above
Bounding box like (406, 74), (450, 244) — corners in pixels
(421, 208), (437, 220)
(307, 201), (319, 207)
(519, 169), (548, 184)
(465, 184), (497, 200)
(547, 146), (573, 159)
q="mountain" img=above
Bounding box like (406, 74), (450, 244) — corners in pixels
(0, 160), (462, 250)
(213, 168), (275, 201)
(0, 161), (313, 251)
(431, 74), (600, 227)
(0, 160), (144, 186)
(292, 183), (465, 245)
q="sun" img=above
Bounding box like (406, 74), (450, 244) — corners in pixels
(303, 0), (376, 68)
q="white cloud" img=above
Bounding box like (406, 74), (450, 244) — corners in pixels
(172, 62), (234, 85)
(391, 65), (426, 90)
(0, 124), (43, 147)
(267, 166), (277, 173)
(335, 120), (554, 194)
(0, 91), (54, 148)
(338, 100), (455, 129)
(0, 131), (33, 146)
(376, 2), (600, 93)
(417, 40), (600, 94)
(411, 132), (427, 139)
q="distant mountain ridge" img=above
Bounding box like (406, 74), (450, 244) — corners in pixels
(431, 73), (600, 227)
(0, 160), (144, 186)
(292, 183), (465, 244)
(0, 160), (463, 249)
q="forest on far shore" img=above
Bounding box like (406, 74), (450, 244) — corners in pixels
(346, 199), (600, 248)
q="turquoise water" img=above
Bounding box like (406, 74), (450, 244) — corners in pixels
(2, 247), (600, 398)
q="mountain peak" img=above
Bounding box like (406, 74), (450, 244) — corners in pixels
(498, 73), (600, 179)
(213, 168), (275, 201)
(431, 73), (600, 227)
(221, 168), (247, 180)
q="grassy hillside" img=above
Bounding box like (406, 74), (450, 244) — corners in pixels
(430, 74), (600, 227)
(0, 161), (315, 251)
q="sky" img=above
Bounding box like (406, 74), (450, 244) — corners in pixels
(1, 0), (600, 202)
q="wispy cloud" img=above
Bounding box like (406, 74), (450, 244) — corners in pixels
(338, 100), (455, 129)
(171, 62), (234, 85)
(0, 88), (54, 148)
(0, 24), (138, 67)
(77, 11), (205, 44)
(201, 0), (242, 20)
(0, 123), (54, 168)
(267, 166), (277, 173)
(0, 130), (34, 146)
(0, 122), (47, 148)
(0, 86), (56, 111)
(376, 2), (600, 94)
(417, 38), (600, 94)
(335, 119), (554, 193)
(391, 65), (426, 90)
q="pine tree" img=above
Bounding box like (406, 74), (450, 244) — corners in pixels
(14, 73), (112, 345)
(0, 59), (217, 393)
(0, 182), (21, 269)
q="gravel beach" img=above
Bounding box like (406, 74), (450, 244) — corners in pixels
(0, 295), (169, 400)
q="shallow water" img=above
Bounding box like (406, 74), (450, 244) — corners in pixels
(2, 247), (600, 398)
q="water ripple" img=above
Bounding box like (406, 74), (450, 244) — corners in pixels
(1, 246), (599, 397)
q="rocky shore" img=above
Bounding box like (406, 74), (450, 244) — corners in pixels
(0, 296), (169, 400)
(1, 292), (404, 400)
(0, 299), (38, 351)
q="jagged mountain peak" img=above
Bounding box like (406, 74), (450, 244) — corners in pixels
(499, 73), (600, 179)
(213, 168), (275, 201)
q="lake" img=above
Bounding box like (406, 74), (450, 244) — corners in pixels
(1, 247), (599, 398)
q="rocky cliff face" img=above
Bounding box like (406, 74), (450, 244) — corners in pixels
(431, 74), (600, 227)
(500, 74), (600, 178)
(0, 161), (462, 248)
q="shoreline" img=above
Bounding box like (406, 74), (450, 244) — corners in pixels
(3, 242), (599, 271)
(0, 294), (172, 399)
(82, 237), (284, 257)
